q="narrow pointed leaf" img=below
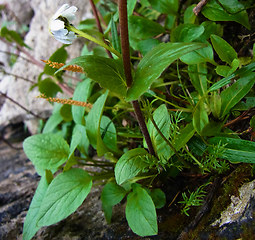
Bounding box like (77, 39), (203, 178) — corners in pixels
(86, 91), (108, 150)
(209, 137), (255, 163)
(126, 42), (206, 101)
(220, 72), (255, 118)
(146, 104), (171, 161)
(72, 79), (93, 125)
(210, 34), (237, 64)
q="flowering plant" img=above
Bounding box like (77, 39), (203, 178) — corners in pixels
(49, 4), (77, 44)
(18, 0), (255, 239)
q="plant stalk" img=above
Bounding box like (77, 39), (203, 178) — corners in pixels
(89, 0), (113, 58)
(118, 0), (155, 156)
(68, 25), (121, 58)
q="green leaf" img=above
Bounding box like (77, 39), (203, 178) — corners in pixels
(127, 0), (137, 16)
(137, 39), (160, 56)
(23, 133), (69, 172)
(127, 42), (206, 101)
(216, 59), (239, 77)
(209, 137), (255, 163)
(173, 123), (196, 152)
(193, 99), (209, 134)
(72, 79), (93, 125)
(220, 72), (255, 118)
(56, 56), (126, 98)
(180, 44), (214, 65)
(0, 26), (30, 48)
(171, 24), (204, 42)
(208, 62), (255, 92)
(100, 115), (118, 153)
(148, 0), (178, 15)
(184, 4), (197, 24)
(150, 188), (166, 209)
(86, 91), (108, 151)
(60, 104), (73, 122)
(37, 168), (92, 226)
(210, 34), (237, 65)
(101, 182), (127, 206)
(38, 78), (62, 97)
(101, 182), (126, 223)
(73, 124), (89, 156)
(146, 104), (171, 161)
(126, 184), (158, 236)
(188, 63), (208, 96)
(202, 0), (250, 30)
(111, 16), (121, 53)
(44, 46), (68, 76)
(115, 148), (151, 185)
(42, 111), (63, 133)
(128, 15), (165, 49)
(218, 0), (245, 14)
(23, 173), (51, 240)
(210, 92), (222, 119)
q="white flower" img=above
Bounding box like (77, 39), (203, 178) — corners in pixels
(49, 4), (78, 44)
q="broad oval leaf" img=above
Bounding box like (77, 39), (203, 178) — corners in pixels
(126, 42), (206, 101)
(101, 182), (127, 223)
(126, 184), (158, 236)
(101, 182), (127, 207)
(23, 133), (69, 172)
(37, 168), (92, 227)
(56, 56), (126, 98)
(220, 72), (255, 118)
(150, 188), (166, 209)
(115, 148), (151, 185)
(38, 78), (62, 97)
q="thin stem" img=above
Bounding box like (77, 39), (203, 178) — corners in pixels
(118, 0), (155, 156)
(132, 100), (156, 156)
(68, 25), (121, 58)
(119, 0), (132, 88)
(0, 91), (42, 119)
(89, 0), (113, 58)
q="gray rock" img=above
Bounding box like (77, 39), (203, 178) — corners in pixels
(0, 0), (92, 133)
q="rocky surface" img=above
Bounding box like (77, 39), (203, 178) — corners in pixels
(0, 0), (92, 133)
(0, 124), (255, 239)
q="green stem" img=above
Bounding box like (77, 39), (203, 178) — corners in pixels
(68, 25), (121, 58)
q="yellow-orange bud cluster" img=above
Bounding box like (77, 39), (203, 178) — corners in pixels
(37, 94), (92, 108)
(41, 60), (84, 73)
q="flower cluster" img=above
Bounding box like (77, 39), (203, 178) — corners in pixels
(49, 4), (77, 44)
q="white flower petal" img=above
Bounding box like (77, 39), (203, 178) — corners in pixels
(50, 19), (65, 32)
(61, 6), (78, 21)
(52, 4), (70, 20)
(49, 4), (77, 44)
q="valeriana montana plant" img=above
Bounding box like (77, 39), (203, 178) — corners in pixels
(20, 0), (255, 239)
